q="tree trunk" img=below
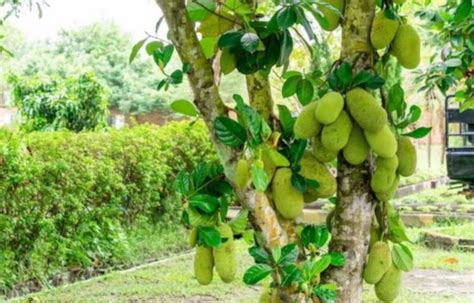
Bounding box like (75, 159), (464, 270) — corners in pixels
(323, 0), (377, 302)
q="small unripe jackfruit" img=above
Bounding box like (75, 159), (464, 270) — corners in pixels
(272, 168), (304, 219)
(375, 265), (402, 302)
(189, 228), (198, 247)
(376, 174), (400, 202)
(391, 24), (421, 69)
(371, 156), (399, 192)
(321, 111), (353, 151)
(365, 125), (398, 158)
(346, 88), (387, 133)
(315, 92), (344, 124)
(294, 101), (321, 139)
(312, 135), (338, 163)
(363, 241), (392, 284)
(194, 246), (214, 285)
(214, 224), (237, 283)
(235, 159), (250, 189)
(397, 136), (417, 177)
(300, 152), (337, 202)
(370, 11), (399, 49)
(343, 123), (370, 165)
(317, 0), (345, 31)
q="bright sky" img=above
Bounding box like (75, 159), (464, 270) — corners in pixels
(11, 0), (164, 41)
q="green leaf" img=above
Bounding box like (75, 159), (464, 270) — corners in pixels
(301, 225), (330, 249)
(291, 173), (307, 193)
(229, 208), (249, 235)
(388, 84), (405, 113)
(240, 33), (260, 54)
(289, 139), (307, 167)
(336, 62), (353, 89)
(251, 164), (270, 192)
(170, 99), (199, 117)
(328, 252), (345, 267)
(214, 117), (247, 147)
(454, 0), (471, 22)
(278, 30), (293, 69)
(296, 79), (314, 105)
(243, 264), (273, 285)
(282, 74), (303, 98)
(200, 37), (218, 59)
(306, 179), (320, 190)
(187, 207), (216, 227)
(311, 255), (332, 275)
(276, 6), (297, 30)
(387, 204), (411, 243)
(189, 194), (220, 214)
(175, 170), (191, 195)
(365, 74), (385, 89)
(392, 243), (414, 272)
(407, 105), (422, 124)
(352, 70), (373, 87)
(198, 226), (222, 247)
(314, 283), (337, 301)
(248, 246), (270, 264)
(191, 161), (208, 188)
(265, 148), (290, 167)
(444, 58), (462, 67)
(278, 243), (299, 266)
(281, 264), (302, 288)
(162, 45), (175, 66)
(146, 41), (163, 56)
(170, 70), (184, 84)
(187, 0), (216, 21)
(218, 30), (245, 48)
(129, 38), (147, 64)
(277, 105), (295, 136)
(220, 48), (236, 75)
(403, 127), (432, 139)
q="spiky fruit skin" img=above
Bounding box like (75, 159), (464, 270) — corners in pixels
(346, 88), (387, 133)
(365, 125), (398, 158)
(272, 168), (304, 219)
(317, 0), (345, 31)
(321, 111), (353, 152)
(300, 152), (337, 202)
(194, 246), (214, 285)
(392, 24), (421, 69)
(315, 92), (345, 124)
(370, 11), (400, 49)
(375, 265), (402, 302)
(213, 224), (237, 283)
(363, 241), (392, 284)
(235, 159), (250, 189)
(294, 102), (321, 139)
(376, 174), (400, 202)
(397, 136), (417, 177)
(189, 228), (198, 247)
(343, 123), (370, 165)
(371, 156), (399, 192)
(312, 135), (338, 163)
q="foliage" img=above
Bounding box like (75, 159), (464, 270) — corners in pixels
(0, 121), (215, 292)
(7, 72), (108, 132)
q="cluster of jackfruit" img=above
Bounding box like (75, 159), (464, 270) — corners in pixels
(363, 241), (403, 302)
(370, 9), (421, 69)
(191, 223), (237, 285)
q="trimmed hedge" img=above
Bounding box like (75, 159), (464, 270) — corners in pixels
(0, 121), (215, 292)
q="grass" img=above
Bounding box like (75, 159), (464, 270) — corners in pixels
(433, 222), (474, 239)
(395, 186), (473, 206)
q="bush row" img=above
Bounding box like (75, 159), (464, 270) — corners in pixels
(0, 121), (215, 292)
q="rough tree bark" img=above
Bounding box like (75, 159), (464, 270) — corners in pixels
(322, 0), (377, 302)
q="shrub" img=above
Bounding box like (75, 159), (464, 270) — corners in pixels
(0, 121), (215, 293)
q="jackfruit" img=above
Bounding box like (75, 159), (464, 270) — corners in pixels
(294, 101), (321, 139)
(371, 156), (399, 192)
(312, 135), (338, 163)
(235, 159), (250, 189)
(370, 10), (400, 50)
(315, 92), (344, 124)
(317, 0), (345, 31)
(375, 265), (402, 302)
(343, 123), (370, 165)
(189, 228), (198, 247)
(375, 174), (400, 202)
(397, 136), (417, 177)
(346, 88), (387, 133)
(391, 23), (421, 69)
(363, 241), (392, 284)
(213, 224), (237, 283)
(300, 152), (337, 202)
(364, 125), (398, 158)
(272, 168), (304, 219)
(194, 246), (214, 285)
(321, 111), (353, 151)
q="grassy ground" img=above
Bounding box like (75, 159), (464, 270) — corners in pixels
(9, 222), (474, 303)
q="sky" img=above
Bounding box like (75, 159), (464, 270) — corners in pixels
(10, 0), (165, 41)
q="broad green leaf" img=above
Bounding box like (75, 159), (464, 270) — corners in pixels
(198, 226), (222, 247)
(392, 243), (414, 272)
(296, 79), (314, 105)
(169, 70), (184, 85)
(243, 264), (273, 285)
(191, 161), (208, 188)
(388, 84), (405, 114)
(146, 41), (163, 56)
(313, 283), (337, 301)
(161, 45), (175, 66)
(278, 243), (299, 266)
(189, 194), (220, 214)
(311, 255), (332, 275)
(224, 0), (251, 15)
(281, 264), (302, 287)
(276, 6), (297, 30)
(387, 204), (411, 243)
(277, 105), (295, 136)
(403, 127), (432, 139)
(214, 117), (247, 147)
(251, 164), (270, 192)
(175, 170), (191, 195)
(129, 38), (147, 64)
(240, 32), (260, 54)
(218, 30), (245, 48)
(187, 206), (216, 227)
(365, 74), (385, 89)
(187, 0), (216, 21)
(352, 70), (373, 87)
(335, 61), (353, 89)
(220, 47), (237, 75)
(289, 139), (307, 167)
(407, 105), (422, 124)
(291, 173), (307, 193)
(444, 58), (462, 67)
(282, 74), (303, 98)
(328, 252), (345, 267)
(454, 0), (471, 22)
(248, 245), (271, 264)
(278, 30), (293, 69)
(170, 99), (199, 117)
(306, 179), (320, 190)
(199, 13), (235, 37)
(200, 37), (218, 59)
(229, 208), (249, 235)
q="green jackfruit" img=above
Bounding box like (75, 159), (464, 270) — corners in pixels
(294, 101), (321, 139)
(194, 246), (214, 285)
(363, 241), (392, 284)
(376, 174), (400, 202)
(375, 265), (402, 302)
(346, 88), (387, 133)
(312, 135), (338, 163)
(214, 224), (237, 283)
(371, 156), (399, 192)
(315, 92), (345, 124)
(397, 136), (417, 177)
(343, 123), (370, 165)
(364, 125), (398, 158)
(300, 152), (337, 202)
(321, 111), (353, 151)
(235, 159), (250, 189)
(272, 168), (304, 219)
(317, 0), (345, 31)
(189, 228), (198, 247)
(370, 10), (400, 49)
(391, 23), (421, 69)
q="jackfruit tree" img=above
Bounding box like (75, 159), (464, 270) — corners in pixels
(131, 0), (432, 301)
